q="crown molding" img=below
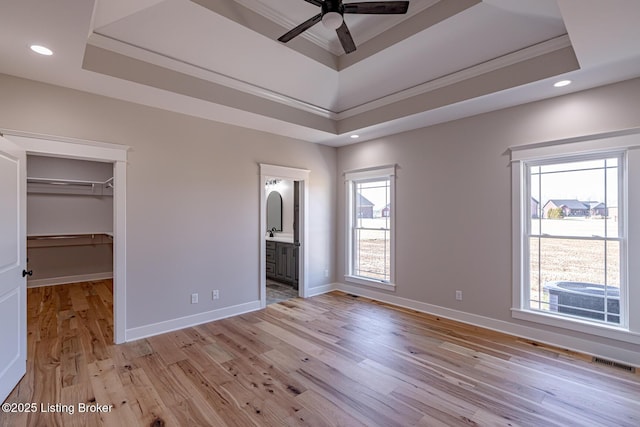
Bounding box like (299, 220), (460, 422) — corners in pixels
(86, 32), (571, 127)
(87, 32), (338, 119)
(336, 34), (573, 119)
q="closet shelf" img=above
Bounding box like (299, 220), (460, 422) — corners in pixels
(27, 233), (113, 248)
(27, 176), (114, 196)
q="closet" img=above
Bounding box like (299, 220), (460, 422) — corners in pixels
(26, 155), (114, 287)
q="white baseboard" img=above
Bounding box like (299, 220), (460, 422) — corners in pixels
(27, 272), (113, 288)
(332, 282), (640, 367)
(125, 300), (262, 342)
(305, 283), (336, 297)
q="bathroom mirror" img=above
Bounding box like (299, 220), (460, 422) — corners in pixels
(266, 191), (283, 232)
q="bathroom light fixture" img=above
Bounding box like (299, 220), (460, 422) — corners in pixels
(30, 45), (53, 56)
(553, 80), (571, 88)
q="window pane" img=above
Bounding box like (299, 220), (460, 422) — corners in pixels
(538, 217), (606, 237)
(355, 179), (390, 228)
(533, 157), (619, 238)
(530, 168), (541, 234)
(544, 281), (620, 324)
(539, 158), (605, 173)
(606, 164), (619, 238)
(528, 237), (543, 310)
(353, 229), (390, 282)
(530, 237), (619, 324)
(607, 240), (621, 289)
(537, 238), (605, 286)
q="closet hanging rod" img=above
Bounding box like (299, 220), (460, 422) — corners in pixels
(27, 233), (105, 240)
(27, 177), (113, 186)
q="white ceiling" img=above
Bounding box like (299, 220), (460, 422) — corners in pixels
(1, 0), (639, 146)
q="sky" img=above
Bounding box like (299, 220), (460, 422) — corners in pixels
(530, 158), (619, 207)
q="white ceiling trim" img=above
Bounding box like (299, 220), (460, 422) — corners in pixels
(235, 0), (439, 57)
(87, 32), (338, 119)
(87, 32), (571, 124)
(336, 34), (573, 119)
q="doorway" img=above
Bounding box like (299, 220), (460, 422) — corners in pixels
(259, 164), (310, 308)
(5, 131), (128, 344)
(265, 179), (299, 304)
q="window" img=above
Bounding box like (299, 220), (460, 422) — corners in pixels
(527, 155), (623, 325)
(511, 131), (640, 343)
(345, 166), (395, 290)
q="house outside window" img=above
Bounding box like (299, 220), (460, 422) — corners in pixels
(511, 132), (640, 345)
(345, 166), (395, 291)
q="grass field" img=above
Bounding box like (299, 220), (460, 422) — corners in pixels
(354, 218), (620, 314)
(354, 233), (390, 281)
(529, 237), (620, 309)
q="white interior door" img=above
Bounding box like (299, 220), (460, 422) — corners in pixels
(0, 135), (27, 403)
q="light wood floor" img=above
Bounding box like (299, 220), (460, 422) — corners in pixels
(2, 280), (640, 426)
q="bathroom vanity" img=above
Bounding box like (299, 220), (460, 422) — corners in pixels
(266, 239), (297, 288)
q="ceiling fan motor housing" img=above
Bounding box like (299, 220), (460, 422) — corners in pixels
(322, 0), (344, 16)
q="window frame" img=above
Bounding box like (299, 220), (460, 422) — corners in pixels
(510, 131), (640, 345)
(344, 165), (396, 291)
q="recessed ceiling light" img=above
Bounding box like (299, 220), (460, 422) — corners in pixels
(350, 134), (360, 139)
(30, 45), (53, 56)
(554, 80), (572, 88)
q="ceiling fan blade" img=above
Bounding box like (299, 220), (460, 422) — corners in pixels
(336, 21), (357, 54)
(278, 13), (323, 43)
(344, 1), (409, 14)
(302, 0), (323, 6)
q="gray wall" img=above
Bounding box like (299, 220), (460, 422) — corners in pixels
(4, 70), (639, 357)
(336, 77), (640, 355)
(0, 73), (336, 329)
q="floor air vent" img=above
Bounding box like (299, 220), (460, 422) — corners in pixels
(592, 357), (636, 373)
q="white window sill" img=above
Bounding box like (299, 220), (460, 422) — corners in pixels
(344, 275), (396, 292)
(511, 308), (640, 345)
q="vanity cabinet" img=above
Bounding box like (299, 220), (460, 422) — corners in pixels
(266, 241), (277, 278)
(266, 240), (297, 287)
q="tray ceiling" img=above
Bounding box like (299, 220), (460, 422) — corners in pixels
(1, 0), (639, 145)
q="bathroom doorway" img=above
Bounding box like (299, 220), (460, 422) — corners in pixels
(259, 164), (309, 308)
(265, 179), (299, 304)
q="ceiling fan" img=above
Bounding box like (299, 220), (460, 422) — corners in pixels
(278, 0), (410, 54)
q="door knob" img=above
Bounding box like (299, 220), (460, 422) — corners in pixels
(22, 269), (33, 277)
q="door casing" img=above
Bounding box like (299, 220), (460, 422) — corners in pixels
(4, 130), (128, 344)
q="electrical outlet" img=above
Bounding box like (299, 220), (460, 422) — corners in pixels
(324, 269), (329, 278)
(191, 293), (199, 304)
(455, 290), (462, 301)
(212, 290), (220, 300)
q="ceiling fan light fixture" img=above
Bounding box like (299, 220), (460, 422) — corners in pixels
(322, 11), (343, 30)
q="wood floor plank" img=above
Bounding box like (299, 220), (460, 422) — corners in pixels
(3, 283), (640, 427)
(295, 389), (368, 427)
(172, 359), (257, 427)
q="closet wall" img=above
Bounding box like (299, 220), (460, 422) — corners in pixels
(26, 155), (114, 287)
